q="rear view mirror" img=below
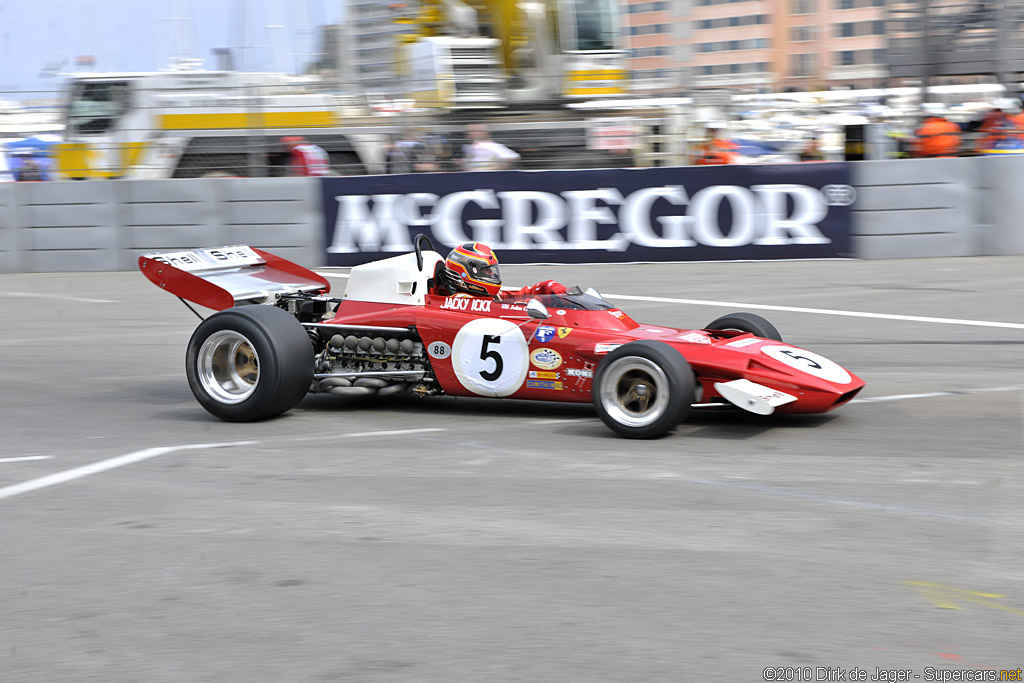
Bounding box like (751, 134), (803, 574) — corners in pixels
(526, 299), (550, 319)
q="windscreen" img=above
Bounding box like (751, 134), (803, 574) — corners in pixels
(67, 80), (131, 135)
(566, 0), (619, 51)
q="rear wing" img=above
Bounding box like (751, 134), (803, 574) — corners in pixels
(138, 246), (330, 311)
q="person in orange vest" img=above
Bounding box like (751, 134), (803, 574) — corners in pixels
(695, 125), (739, 165)
(913, 107), (962, 158)
(975, 107), (1013, 153)
(1011, 100), (1024, 144)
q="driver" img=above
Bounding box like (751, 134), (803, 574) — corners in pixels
(431, 242), (568, 300)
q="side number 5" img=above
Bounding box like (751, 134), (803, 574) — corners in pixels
(479, 335), (503, 381)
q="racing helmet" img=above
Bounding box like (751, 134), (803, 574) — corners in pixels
(443, 243), (502, 297)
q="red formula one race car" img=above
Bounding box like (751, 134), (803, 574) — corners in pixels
(139, 238), (864, 439)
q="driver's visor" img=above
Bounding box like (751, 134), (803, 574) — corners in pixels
(471, 263), (500, 283)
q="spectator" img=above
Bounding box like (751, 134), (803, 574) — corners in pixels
(694, 125), (738, 165)
(975, 108), (1014, 153)
(461, 123), (519, 171)
(799, 136), (824, 162)
(913, 106), (962, 158)
(281, 136), (331, 177)
(11, 150), (45, 181)
(1012, 100), (1024, 144)
(386, 128), (439, 174)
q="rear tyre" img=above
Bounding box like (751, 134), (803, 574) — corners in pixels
(705, 312), (782, 341)
(185, 306), (314, 421)
(592, 341), (695, 439)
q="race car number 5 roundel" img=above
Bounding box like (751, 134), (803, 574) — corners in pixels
(761, 345), (851, 384)
(451, 318), (529, 397)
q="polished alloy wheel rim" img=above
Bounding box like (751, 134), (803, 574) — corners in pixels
(598, 357), (669, 428)
(197, 330), (260, 404)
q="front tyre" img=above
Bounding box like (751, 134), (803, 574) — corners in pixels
(705, 312), (782, 341)
(185, 306), (314, 421)
(593, 341), (695, 439)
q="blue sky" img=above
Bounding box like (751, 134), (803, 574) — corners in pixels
(0, 0), (343, 94)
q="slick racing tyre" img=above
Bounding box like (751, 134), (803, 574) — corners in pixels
(185, 306), (314, 422)
(705, 312), (782, 342)
(593, 341), (695, 439)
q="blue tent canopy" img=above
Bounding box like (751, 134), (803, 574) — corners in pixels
(4, 135), (60, 154)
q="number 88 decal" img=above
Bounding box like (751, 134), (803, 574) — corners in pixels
(451, 318), (529, 397)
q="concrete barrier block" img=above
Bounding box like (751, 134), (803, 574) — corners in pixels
(977, 156), (1024, 255)
(223, 177), (317, 202)
(29, 248), (119, 272)
(0, 183), (15, 273)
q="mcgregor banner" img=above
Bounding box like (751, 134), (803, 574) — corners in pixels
(320, 164), (855, 266)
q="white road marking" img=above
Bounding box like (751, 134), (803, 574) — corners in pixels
(852, 385), (1023, 404)
(0, 456), (53, 464)
(529, 418), (597, 425)
(316, 277), (1023, 330)
(0, 291), (117, 304)
(344, 428), (446, 438)
(602, 293), (1024, 330)
(0, 441), (256, 502)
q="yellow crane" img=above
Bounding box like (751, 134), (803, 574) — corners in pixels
(394, 0), (626, 108)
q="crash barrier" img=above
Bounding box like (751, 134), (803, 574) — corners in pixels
(321, 164), (856, 266)
(2, 158), (1024, 274)
(848, 157), (1024, 259)
(0, 177), (321, 273)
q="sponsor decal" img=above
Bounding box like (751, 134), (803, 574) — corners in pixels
(678, 332), (712, 344)
(534, 325), (556, 343)
(594, 343), (622, 354)
(557, 327), (572, 339)
(501, 303), (526, 311)
(569, 361), (597, 389)
(426, 341), (451, 359)
(526, 379), (563, 390)
(530, 347), (563, 370)
(556, 309), (567, 316)
(441, 297), (492, 312)
(324, 179), (847, 261)
(726, 337), (763, 348)
(609, 310), (625, 319)
(529, 370), (559, 380)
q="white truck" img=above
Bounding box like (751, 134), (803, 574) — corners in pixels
(56, 67), (387, 179)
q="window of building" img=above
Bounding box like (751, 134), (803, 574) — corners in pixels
(836, 0), (854, 8)
(791, 25), (813, 41)
(729, 40), (740, 50)
(872, 48), (886, 63)
(836, 22), (855, 37)
(838, 50), (855, 66)
(871, 20), (885, 34)
(790, 53), (816, 77)
(791, 0), (815, 13)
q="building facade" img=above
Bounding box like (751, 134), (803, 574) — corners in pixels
(621, 0), (889, 92)
(620, 0), (690, 92)
(343, 0), (410, 96)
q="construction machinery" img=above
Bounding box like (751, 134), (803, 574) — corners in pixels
(395, 0), (627, 108)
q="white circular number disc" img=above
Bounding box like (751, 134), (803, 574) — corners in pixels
(761, 345), (851, 384)
(451, 318), (529, 397)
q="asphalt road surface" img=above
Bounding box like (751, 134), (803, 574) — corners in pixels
(2, 257), (1023, 682)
